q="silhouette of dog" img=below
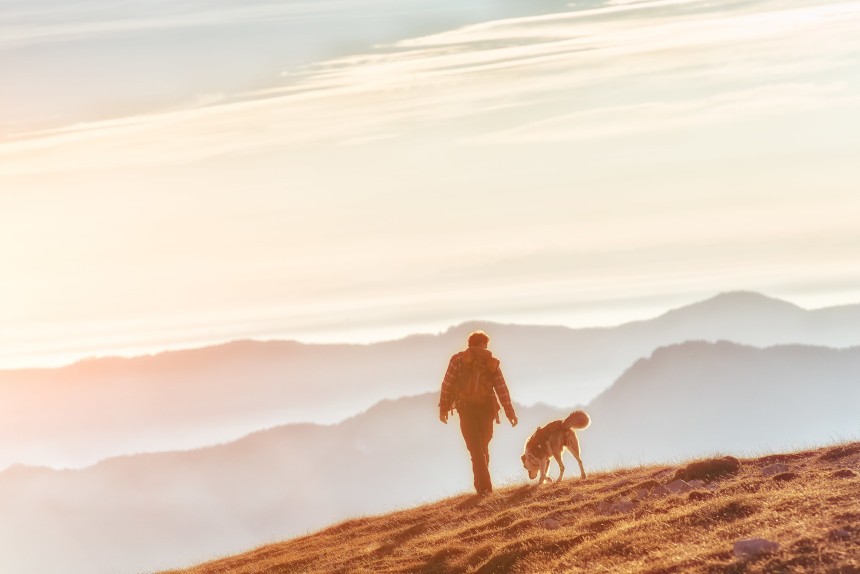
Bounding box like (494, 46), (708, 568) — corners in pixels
(521, 411), (590, 484)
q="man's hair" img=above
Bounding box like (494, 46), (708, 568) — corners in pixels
(467, 330), (490, 348)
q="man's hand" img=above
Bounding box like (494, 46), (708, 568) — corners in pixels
(440, 412), (448, 424)
(508, 415), (518, 427)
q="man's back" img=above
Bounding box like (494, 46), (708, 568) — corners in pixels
(438, 330), (518, 495)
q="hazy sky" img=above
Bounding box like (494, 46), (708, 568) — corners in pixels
(2, 0), (860, 368)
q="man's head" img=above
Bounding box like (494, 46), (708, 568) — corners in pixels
(467, 330), (490, 349)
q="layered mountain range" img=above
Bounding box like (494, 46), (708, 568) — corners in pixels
(3, 291), (860, 471)
(2, 292), (859, 572)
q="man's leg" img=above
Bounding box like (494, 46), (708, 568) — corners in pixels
(459, 403), (494, 494)
(477, 406), (494, 492)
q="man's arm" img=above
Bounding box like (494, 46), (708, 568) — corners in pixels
(438, 354), (459, 423)
(492, 367), (518, 427)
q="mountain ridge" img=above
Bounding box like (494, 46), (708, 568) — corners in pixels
(0, 291), (852, 376)
(5, 291), (860, 471)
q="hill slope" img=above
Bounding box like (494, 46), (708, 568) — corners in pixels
(165, 441), (860, 574)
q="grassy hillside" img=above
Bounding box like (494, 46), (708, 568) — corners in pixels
(166, 442), (860, 574)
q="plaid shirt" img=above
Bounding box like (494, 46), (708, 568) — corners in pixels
(439, 349), (515, 419)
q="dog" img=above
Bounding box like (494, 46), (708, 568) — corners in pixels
(521, 410), (590, 484)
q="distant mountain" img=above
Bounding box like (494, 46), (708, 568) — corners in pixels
(585, 340), (860, 465)
(4, 291), (860, 469)
(2, 339), (858, 574)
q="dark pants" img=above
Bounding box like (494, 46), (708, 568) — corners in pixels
(458, 401), (495, 494)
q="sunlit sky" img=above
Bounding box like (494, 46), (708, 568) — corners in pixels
(2, 0), (860, 369)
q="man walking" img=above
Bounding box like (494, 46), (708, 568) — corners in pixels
(439, 330), (518, 495)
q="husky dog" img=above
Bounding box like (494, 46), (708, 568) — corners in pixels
(521, 411), (590, 484)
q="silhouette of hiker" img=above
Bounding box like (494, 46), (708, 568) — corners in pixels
(439, 330), (518, 495)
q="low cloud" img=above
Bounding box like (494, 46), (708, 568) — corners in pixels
(478, 83), (857, 144)
(2, 0), (859, 175)
(0, 1), (328, 47)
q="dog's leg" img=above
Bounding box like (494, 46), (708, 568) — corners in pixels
(553, 449), (565, 483)
(566, 431), (587, 479)
(576, 455), (586, 479)
(543, 442), (555, 483)
(540, 458), (552, 484)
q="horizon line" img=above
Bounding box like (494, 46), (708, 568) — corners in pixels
(2, 290), (852, 372)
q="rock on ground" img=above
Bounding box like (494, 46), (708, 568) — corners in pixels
(666, 479), (693, 494)
(537, 518), (562, 530)
(733, 538), (780, 560)
(761, 463), (790, 476)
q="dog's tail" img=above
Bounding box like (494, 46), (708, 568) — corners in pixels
(563, 410), (591, 430)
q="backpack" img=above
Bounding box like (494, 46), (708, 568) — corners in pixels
(456, 349), (499, 405)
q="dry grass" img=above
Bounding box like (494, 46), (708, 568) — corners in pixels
(164, 442), (860, 574)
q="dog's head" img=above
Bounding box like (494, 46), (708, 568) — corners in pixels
(521, 451), (542, 480)
(521, 436), (543, 480)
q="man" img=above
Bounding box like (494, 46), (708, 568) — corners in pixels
(439, 330), (518, 495)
